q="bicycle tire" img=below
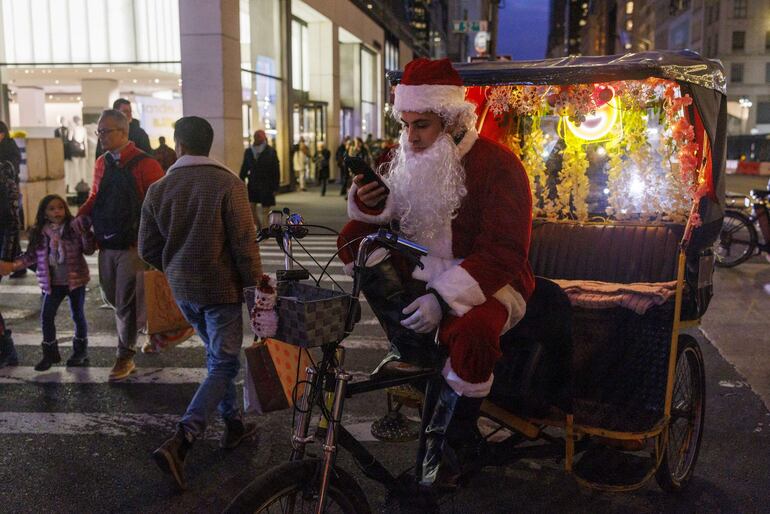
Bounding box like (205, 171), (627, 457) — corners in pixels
(224, 458), (371, 514)
(714, 210), (757, 268)
(655, 335), (706, 492)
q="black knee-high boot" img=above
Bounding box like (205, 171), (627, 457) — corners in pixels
(360, 259), (434, 374)
(420, 381), (485, 489)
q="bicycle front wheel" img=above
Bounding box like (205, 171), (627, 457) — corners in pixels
(225, 459), (371, 514)
(715, 210), (757, 268)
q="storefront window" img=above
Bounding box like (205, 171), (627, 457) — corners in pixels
(242, 0), (288, 185)
(291, 18), (310, 93)
(361, 47), (377, 137)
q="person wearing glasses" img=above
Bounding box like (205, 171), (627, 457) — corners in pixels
(75, 109), (164, 381)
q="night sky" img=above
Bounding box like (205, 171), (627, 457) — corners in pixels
(496, 0), (551, 60)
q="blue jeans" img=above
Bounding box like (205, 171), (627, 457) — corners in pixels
(176, 301), (243, 439)
(41, 286), (87, 342)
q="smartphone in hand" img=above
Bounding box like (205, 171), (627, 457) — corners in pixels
(344, 156), (390, 194)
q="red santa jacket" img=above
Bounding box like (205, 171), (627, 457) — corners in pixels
(338, 130), (534, 332)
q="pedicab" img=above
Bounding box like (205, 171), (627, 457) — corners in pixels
(227, 50), (726, 513)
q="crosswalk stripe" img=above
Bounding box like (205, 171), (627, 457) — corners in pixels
(9, 331), (388, 350)
(0, 366), (208, 384)
(0, 412), (182, 436)
(0, 285), (41, 295)
(0, 284), (369, 302)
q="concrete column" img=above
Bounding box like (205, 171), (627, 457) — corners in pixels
(179, 0), (242, 172)
(308, 20), (341, 179)
(81, 79), (120, 123)
(16, 86), (46, 126)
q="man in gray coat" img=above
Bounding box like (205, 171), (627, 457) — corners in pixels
(138, 116), (262, 489)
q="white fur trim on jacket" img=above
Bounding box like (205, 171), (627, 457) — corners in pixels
(394, 84), (467, 116)
(442, 358), (494, 397)
(428, 264), (485, 317)
(347, 182), (395, 225)
(493, 284), (527, 333)
(412, 255), (462, 283)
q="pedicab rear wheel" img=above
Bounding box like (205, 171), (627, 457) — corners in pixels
(225, 458), (371, 514)
(714, 210), (757, 268)
(655, 335), (705, 492)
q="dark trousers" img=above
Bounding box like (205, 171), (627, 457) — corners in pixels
(41, 285), (87, 342)
(319, 178), (328, 196)
(339, 171), (351, 195)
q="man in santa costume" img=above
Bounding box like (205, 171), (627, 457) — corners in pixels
(337, 57), (534, 488)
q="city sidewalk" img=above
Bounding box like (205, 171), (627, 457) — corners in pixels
(271, 183), (350, 230)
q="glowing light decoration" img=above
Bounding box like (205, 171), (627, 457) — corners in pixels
(566, 96), (619, 141)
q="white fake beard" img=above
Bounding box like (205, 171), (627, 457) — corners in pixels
(385, 131), (467, 244)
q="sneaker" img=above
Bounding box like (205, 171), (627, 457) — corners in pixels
(153, 429), (192, 490)
(108, 357), (136, 381)
(220, 418), (259, 449)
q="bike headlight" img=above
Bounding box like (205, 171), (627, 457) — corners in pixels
(745, 197), (752, 208)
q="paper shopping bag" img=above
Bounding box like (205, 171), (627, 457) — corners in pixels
(136, 270), (191, 335)
(264, 338), (312, 406)
(243, 339), (290, 413)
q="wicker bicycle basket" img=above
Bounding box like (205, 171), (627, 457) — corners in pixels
(244, 282), (350, 348)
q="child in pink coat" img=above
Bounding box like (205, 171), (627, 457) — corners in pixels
(6, 195), (95, 370)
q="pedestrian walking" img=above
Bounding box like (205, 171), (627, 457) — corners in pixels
(0, 158), (20, 368)
(95, 98), (152, 157)
(239, 129), (280, 230)
(314, 142), (331, 196)
(152, 136), (178, 172)
(337, 136), (352, 196)
(139, 116), (261, 490)
(0, 121), (25, 278)
(75, 109), (164, 381)
(293, 137), (310, 191)
(1, 195), (95, 370)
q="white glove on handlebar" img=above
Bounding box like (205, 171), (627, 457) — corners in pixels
(401, 293), (443, 334)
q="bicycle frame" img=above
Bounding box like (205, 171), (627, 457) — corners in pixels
(269, 220), (438, 513)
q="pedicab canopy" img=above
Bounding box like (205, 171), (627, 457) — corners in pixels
(388, 51), (727, 251)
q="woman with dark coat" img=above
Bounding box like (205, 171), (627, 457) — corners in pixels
(0, 121), (24, 278)
(0, 158), (20, 367)
(239, 130), (280, 230)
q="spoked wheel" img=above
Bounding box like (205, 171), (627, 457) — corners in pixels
(225, 459), (371, 514)
(715, 210), (757, 268)
(655, 335), (706, 492)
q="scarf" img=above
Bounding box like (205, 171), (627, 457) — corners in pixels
(251, 142), (266, 159)
(43, 223), (66, 267)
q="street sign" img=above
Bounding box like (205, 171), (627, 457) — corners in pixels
(453, 20), (488, 33)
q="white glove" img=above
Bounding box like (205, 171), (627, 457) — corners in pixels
(401, 293), (443, 334)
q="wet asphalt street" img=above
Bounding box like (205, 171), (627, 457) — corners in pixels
(0, 183), (768, 513)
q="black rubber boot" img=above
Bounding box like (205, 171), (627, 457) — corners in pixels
(66, 337), (90, 367)
(419, 384), (486, 490)
(0, 330), (19, 368)
(419, 382), (461, 489)
(34, 341), (61, 372)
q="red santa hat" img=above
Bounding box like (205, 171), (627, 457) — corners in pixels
(394, 58), (471, 123)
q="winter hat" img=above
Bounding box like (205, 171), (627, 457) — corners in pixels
(393, 58), (475, 128)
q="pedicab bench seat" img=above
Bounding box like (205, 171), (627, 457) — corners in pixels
(525, 219), (689, 433)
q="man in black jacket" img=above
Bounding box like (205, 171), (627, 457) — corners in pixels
(239, 130), (280, 230)
(95, 98), (152, 157)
